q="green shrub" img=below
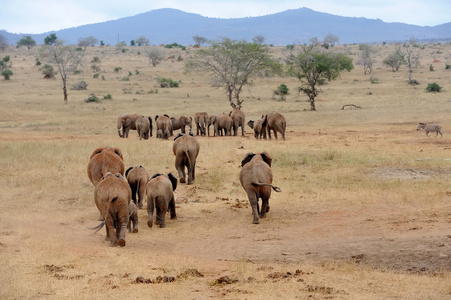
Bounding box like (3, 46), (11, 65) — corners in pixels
(35, 57), (41, 66)
(409, 79), (420, 86)
(91, 56), (101, 63)
(114, 67), (122, 73)
(84, 93), (100, 103)
(73, 69), (82, 74)
(273, 83), (289, 101)
(120, 76), (130, 81)
(445, 64), (451, 70)
(156, 77), (180, 88)
(93, 73), (100, 79)
(40, 64), (56, 78)
(425, 82), (442, 92)
(91, 64), (101, 72)
(1, 69), (13, 80)
(103, 94), (112, 100)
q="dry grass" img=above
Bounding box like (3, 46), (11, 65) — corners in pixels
(1, 43), (451, 299)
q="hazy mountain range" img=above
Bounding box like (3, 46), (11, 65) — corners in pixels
(1, 7), (451, 46)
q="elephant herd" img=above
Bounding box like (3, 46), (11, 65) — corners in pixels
(117, 109), (287, 140)
(86, 132), (281, 247)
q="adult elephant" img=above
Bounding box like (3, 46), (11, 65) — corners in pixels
(87, 147), (125, 187)
(155, 114), (173, 139)
(207, 115), (216, 137)
(229, 106), (245, 136)
(92, 172), (131, 247)
(125, 166), (150, 209)
(212, 114), (233, 136)
(173, 133), (200, 184)
(194, 112), (208, 136)
(135, 116), (153, 140)
(117, 114), (141, 138)
(262, 113), (286, 140)
(146, 173), (178, 228)
(170, 116), (193, 134)
(239, 152), (281, 224)
(247, 119), (267, 140)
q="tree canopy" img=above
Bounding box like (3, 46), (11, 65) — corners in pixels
(44, 33), (58, 45)
(17, 36), (36, 50)
(289, 47), (353, 110)
(186, 38), (280, 107)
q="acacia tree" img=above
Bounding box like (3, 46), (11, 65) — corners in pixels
(17, 36), (36, 50)
(383, 51), (404, 72)
(289, 45), (353, 111)
(40, 40), (84, 104)
(186, 38), (280, 108)
(135, 36), (149, 46)
(358, 43), (376, 75)
(192, 35), (207, 47)
(397, 38), (421, 84)
(77, 36), (99, 49)
(147, 47), (165, 67)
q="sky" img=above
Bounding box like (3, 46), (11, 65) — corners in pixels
(1, 0), (450, 34)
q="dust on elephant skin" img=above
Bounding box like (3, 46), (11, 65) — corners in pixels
(173, 133), (200, 185)
(146, 173), (178, 228)
(87, 147), (125, 186)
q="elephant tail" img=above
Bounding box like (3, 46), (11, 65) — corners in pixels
(89, 221), (105, 233)
(252, 182), (282, 192)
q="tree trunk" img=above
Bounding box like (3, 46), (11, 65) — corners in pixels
(309, 96), (316, 111)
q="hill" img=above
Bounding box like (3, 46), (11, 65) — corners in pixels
(1, 7), (451, 45)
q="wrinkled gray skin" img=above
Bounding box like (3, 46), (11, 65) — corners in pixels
(155, 114), (173, 139)
(94, 172), (131, 246)
(170, 116), (193, 134)
(173, 133), (200, 184)
(146, 173), (178, 228)
(248, 119), (267, 140)
(117, 114), (141, 138)
(211, 114), (233, 136)
(128, 202), (139, 233)
(239, 152), (281, 224)
(229, 107), (245, 136)
(125, 166), (150, 209)
(135, 116), (153, 140)
(262, 113), (286, 140)
(194, 112), (209, 136)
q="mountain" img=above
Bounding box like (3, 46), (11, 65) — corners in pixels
(2, 7), (451, 45)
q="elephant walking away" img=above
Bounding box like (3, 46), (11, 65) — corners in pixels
(93, 172), (131, 246)
(229, 107), (245, 136)
(248, 119), (267, 140)
(146, 173), (178, 228)
(173, 133), (200, 184)
(125, 166), (150, 209)
(262, 113), (286, 140)
(136, 116), (153, 140)
(155, 114), (173, 139)
(87, 147), (125, 187)
(194, 112), (209, 136)
(128, 202), (139, 233)
(170, 116), (193, 134)
(117, 114), (141, 138)
(239, 152), (281, 224)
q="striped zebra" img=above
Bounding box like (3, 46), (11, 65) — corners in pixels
(417, 123), (443, 137)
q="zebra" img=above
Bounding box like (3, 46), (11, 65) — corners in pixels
(417, 123), (443, 137)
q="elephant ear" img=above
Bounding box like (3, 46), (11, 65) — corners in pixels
(241, 153), (255, 167)
(261, 114), (268, 127)
(188, 132), (194, 137)
(115, 173), (126, 181)
(113, 147), (124, 161)
(247, 120), (254, 129)
(260, 152), (272, 167)
(174, 133), (184, 141)
(155, 115), (159, 122)
(167, 173), (178, 191)
(90, 147), (105, 159)
(164, 114), (170, 118)
(148, 117), (152, 126)
(150, 173), (163, 181)
(102, 172), (113, 180)
(125, 167), (133, 179)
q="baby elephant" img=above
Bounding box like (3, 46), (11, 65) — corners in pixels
(93, 172), (131, 247)
(146, 173), (178, 228)
(173, 133), (200, 184)
(125, 166), (150, 209)
(128, 202), (139, 233)
(239, 152), (281, 224)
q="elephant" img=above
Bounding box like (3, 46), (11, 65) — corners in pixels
(173, 133), (200, 184)
(87, 147), (125, 187)
(229, 107), (245, 136)
(117, 114), (141, 138)
(125, 166), (150, 209)
(128, 202), (139, 233)
(207, 115), (216, 137)
(92, 172), (131, 246)
(155, 114), (173, 139)
(247, 119), (267, 140)
(170, 116), (193, 134)
(239, 152), (281, 224)
(135, 116), (153, 140)
(211, 114), (233, 136)
(145, 173), (178, 228)
(262, 113), (286, 140)
(194, 112), (209, 136)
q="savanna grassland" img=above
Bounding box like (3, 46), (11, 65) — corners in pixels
(1, 42), (451, 299)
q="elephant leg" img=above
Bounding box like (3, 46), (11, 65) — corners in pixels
(267, 128), (272, 140)
(247, 191), (260, 224)
(169, 196), (177, 220)
(147, 197), (155, 227)
(138, 185), (146, 209)
(241, 125), (245, 136)
(132, 214), (138, 233)
(176, 157), (186, 183)
(260, 196), (269, 218)
(273, 131), (278, 140)
(130, 184), (137, 205)
(106, 218), (117, 246)
(181, 126), (186, 134)
(117, 223), (127, 247)
(155, 205), (167, 228)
